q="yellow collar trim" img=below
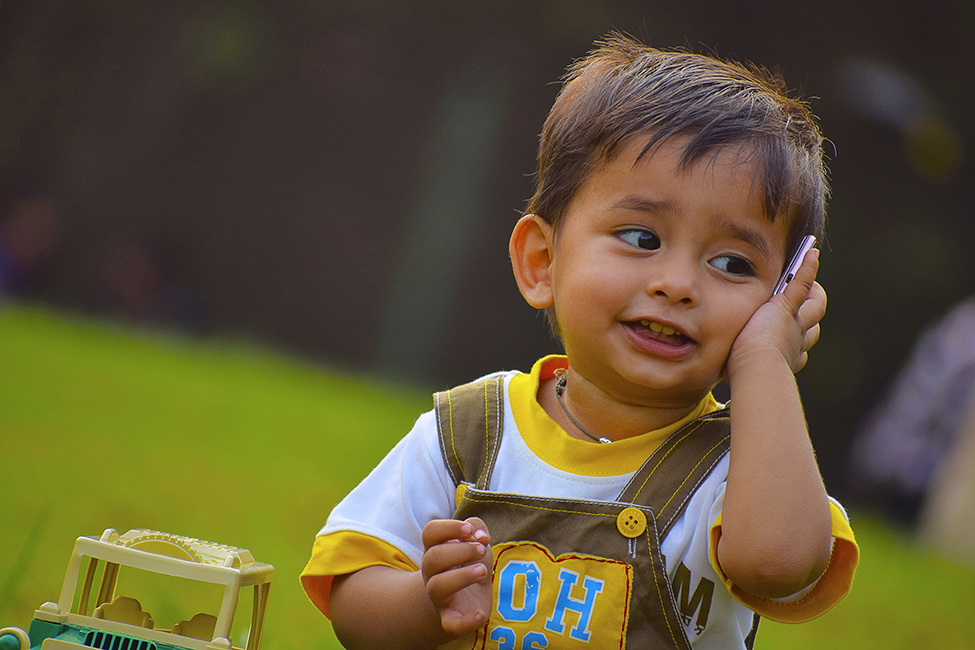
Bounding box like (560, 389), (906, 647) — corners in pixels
(508, 355), (719, 476)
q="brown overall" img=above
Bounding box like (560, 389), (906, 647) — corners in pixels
(434, 376), (758, 650)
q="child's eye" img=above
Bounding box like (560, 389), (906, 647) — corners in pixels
(711, 255), (755, 277)
(616, 228), (661, 251)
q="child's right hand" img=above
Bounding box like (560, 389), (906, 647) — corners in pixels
(421, 517), (493, 638)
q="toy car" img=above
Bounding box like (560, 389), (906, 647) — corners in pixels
(0, 528), (273, 650)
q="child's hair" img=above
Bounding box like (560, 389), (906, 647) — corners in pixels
(526, 32), (828, 261)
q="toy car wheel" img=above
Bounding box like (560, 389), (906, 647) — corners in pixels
(0, 627), (29, 650)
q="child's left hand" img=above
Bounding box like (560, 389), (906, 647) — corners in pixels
(726, 248), (827, 379)
(717, 247), (833, 598)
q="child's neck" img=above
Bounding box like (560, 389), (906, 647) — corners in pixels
(537, 369), (706, 442)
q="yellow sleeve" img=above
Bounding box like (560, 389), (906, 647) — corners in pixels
(299, 531), (419, 619)
(708, 501), (859, 623)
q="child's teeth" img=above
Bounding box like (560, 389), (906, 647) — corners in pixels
(642, 320), (681, 337)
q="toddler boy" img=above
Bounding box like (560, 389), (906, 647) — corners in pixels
(302, 33), (858, 649)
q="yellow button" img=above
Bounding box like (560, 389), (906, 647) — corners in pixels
(617, 507), (647, 538)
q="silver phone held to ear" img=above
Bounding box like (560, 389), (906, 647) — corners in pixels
(773, 235), (817, 295)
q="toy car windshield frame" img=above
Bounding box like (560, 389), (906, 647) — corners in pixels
(33, 529), (273, 650)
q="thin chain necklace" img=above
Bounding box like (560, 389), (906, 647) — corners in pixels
(554, 368), (612, 444)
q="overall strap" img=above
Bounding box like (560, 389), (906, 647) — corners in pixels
(616, 408), (761, 650)
(433, 376), (505, 490)
(618, 408), (732, 538)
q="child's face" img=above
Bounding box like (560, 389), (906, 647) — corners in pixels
(548, 134), (790, 408)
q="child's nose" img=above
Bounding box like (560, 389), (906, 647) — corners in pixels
(645, 255), (697, 305)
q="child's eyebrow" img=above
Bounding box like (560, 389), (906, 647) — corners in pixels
(722, 222), (773, 262)
(612, 196), (670, 213)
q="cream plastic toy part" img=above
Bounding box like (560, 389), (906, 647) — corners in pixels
(0, 528), (273, 650)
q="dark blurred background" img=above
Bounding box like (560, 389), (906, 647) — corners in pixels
(1, 0), (972, 508)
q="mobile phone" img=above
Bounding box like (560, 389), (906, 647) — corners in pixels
(773, 235), (817, 295)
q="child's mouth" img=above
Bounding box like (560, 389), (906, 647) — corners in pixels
(628, 319), (693, 347)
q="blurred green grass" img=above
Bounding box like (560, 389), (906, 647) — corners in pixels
(1, 302), (972, 649)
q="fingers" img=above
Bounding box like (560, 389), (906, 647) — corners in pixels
(777, 249), (826, 372)
(422, 532), (489, 581)
(798, 281), (827, 321)
(804, 323), (821, 351)
(425, 552), (488, 597)
(440, 604), (489, 637)
(783, 248), (825, 340)
(780, 248), (820, 308)
(797, 283), (825, 333)
(422, 517), (490, 551)
(793, 351), (809, 373)
(730, 247), (826, 378)
(421, 518), (492, 607)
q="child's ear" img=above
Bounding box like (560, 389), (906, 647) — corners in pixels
(510, 214), (556, 309)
